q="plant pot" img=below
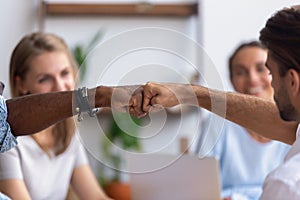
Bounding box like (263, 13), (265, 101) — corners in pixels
(105, 182), (131, 200)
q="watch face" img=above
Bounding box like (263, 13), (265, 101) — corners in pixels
(0, 82), (4, 95)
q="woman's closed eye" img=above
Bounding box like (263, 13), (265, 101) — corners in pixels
(256, 64), (269, 74)
(38, 75), (51, 83)
(234, 68), (248, 76)
(61, 69), (69, 76)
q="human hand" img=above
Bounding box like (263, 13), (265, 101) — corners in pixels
(143, 82), (197, 112)
(111, 85), (146, 118)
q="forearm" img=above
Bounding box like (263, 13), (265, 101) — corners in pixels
(193, 85), (298, 144)
(0, 180), (31, 200)
(7, 86), (113, 136)
(7, 91), (73, 136)
(89, 86), (113, 108)
(71, 165), (111, 200)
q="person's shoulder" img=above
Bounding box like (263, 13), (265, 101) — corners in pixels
(16, 136), (37, 147)
(267, 153), (300, 183)
(262, 154), (300, 199)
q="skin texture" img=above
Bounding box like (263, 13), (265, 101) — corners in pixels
(140, 8), (300, 147)
(6, 85), (144, 136)
(230, 45), (272, 143)
(142, 82), (297, 145)
(230, 46), (273, 99)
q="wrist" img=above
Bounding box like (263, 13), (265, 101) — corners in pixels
(93, 86), (113, 108)
(192, 84), (207, 107)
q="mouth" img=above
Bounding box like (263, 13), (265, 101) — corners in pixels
(248, 87), (264, 96)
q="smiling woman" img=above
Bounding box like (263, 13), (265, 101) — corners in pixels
(193, 40), (291, 200)
(229, 41), (273, 100)
(0, 32), (111, 200)
(15, 51), (75, 94)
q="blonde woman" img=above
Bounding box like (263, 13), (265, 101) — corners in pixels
(0, 32), (112, 200)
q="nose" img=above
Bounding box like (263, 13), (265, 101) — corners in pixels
(248, 70), (260, 85)
(53, 78), (67, 91)
(271, 78), (275, 88)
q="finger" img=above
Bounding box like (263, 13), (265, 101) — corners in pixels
(150, 104), (164, 112)
(143, 83), (155, 112)
(133, 90), (144, 112)
(129, 107), (147, 118)
(149, 95), (163, 112)
(129, 94), (140, 113)
(150, 97), (158, 107)
(143, 97), (151, 113)
(129, 107), (137, 117)
(130, 97), (146, 118)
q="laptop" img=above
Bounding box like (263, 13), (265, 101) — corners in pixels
(127, 154), (221, 200)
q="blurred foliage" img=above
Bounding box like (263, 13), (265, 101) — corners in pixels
(71, 30), (142, 185)
(72, 30), (103, 81)
(102, 112), (142, 182)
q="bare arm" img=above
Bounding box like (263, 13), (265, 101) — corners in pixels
(70, 165), (112, 200)
(143, 82), (298, 144)
(0, 180), (31, 200)
(6, 91), (74, 136)
(193, 85), (297, 144)
(6, 85), (144, 136)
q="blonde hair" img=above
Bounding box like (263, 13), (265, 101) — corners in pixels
(9, 32), (77, 154)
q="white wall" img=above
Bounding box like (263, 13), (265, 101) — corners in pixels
(1, 0), (299, 174)
(201, 0), (299, 90)
(42, 5), (201, 158)
(0, 0), (202, 175)
(0, 0), (39, 97)
(2, 0), (298, 93)
(1, 0), (299, 92)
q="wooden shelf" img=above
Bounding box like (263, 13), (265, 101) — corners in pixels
(42, 2), (198, 17)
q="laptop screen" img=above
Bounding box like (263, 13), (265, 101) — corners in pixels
(128, 154), (221, 200)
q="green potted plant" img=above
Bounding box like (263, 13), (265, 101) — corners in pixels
(72, 31), (143, 200)
(72, 30), (103, 81)
(101, 112), (142, 200)
(103, 113), (142, 180)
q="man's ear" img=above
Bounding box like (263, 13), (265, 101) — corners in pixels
(287, 69), (300, 97)
(15, 76), (28, 95)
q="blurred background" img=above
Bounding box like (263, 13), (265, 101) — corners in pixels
(0, 0), (298, 190)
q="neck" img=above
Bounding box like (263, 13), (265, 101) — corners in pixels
(31, 126), (56, 151)
(246, 129), (271, 143)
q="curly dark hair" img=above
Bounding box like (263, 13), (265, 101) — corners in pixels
(259, 6), (300, 76)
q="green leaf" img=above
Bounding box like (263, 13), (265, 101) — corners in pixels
(71, 30), (103, 81)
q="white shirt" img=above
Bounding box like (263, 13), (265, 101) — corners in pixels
(260, 124), (300, 199)
(0, 133), (88, 200)
(194, 115), (290, 200)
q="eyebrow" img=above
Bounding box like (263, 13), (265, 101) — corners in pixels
(232, 61), (266, 69)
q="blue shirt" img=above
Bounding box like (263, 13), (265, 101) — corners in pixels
(0, 95), (17, 153)
(195, 114), (290, 200)
(0, 193), (10, 200)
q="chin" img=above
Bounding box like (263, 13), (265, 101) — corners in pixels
(252, 93), (263, 98)
(257, 93), (272, 100)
